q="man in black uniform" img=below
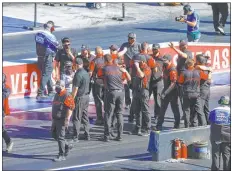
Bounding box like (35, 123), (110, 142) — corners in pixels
(2, 73), (14, 152)
(35, 21), (59, 98)
(195, 54), (212, 125)
(55, 37), (77, 80)
(51, 80), (75, 162)
(178, 59), (208, 128)
(72, 58), (91, 141)
(149, 43), (164, 125)
(119, 33), (141, 109)
(131, 55), (152, 136)
(154, 54), (181, 131)
(101, 54), (131, 142)
(169, 40), (193, 122)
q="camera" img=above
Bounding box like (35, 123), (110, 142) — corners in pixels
(175, 16), (184, 22)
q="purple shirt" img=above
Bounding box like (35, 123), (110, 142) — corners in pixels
(187, 11), (200, 32)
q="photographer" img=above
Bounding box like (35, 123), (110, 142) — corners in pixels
(176, 4), (201, 42)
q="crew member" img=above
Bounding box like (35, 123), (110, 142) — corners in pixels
(101, 54), (131, 142)
(209, 95), (230, 171)
(89, 46), (105, 125)
(154, 54), (181, 131)
(131, 55), (152, 136)
(149, 43), (164, 125)
(195, 54), (212, 125)
(72, 58), (91, 141)
(119, 33), (141, 109)
(129, 42), (155, 124)
(63, 61), (75, 93)
(55, 37), (77, 80)
(178, 59), (208, 128)
(35, 21), (59, 98)
(51, 80), (75, 162)
(2, 73), (14, 153)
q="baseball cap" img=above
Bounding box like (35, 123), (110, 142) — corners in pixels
(163, 54), (172, 61)
(128, 32), (136, 39)
(76, 58), (83, 65)
(179, 39), (188, 46)
(218, 95), (230, 105)
(62, 37), (70, 44)
(55, 80), (65, 87)
(81, 44), (89, 51)
(141, 42), (149, 50)
(109, 44), (118, 51)
(183, 4), (192, 15)
(152, 43), (160, 50)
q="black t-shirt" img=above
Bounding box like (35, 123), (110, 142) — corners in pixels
(176, 49), (193, 75)
(55, 48), (77, 74)
(76, 54), (95, 72)
(72, 68), (90, 97)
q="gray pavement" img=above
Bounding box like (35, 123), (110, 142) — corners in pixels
(3, 16), (230, 63)
(3, 85), (230, 170)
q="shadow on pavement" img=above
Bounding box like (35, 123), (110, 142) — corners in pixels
(3, 151), (55, 161)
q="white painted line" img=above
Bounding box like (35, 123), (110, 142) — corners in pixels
(10, 107), (52, 114)
(49, 155), (152, 171)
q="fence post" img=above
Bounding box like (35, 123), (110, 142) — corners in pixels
(34, 3), (37, 27)
(122, 3), (125, 18)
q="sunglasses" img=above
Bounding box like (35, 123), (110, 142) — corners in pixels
(128, 37), (135, 40)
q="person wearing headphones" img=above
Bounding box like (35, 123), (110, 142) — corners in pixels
(176, 4), (201, 42)
(209, 95), (230, 171)
(35, 21), (59, 99)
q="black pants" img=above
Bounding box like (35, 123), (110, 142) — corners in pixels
(211, 3), (229, 31)
(157, 89), (180, 128)
(72, 95), (90, 137)
(51, 119), (69, 155)
(124, 67), (131, 106)
(151, 81), (163, 123)
(37, 56), (54, 95)
(211, 141), (231, 171)
(104, 90), (124, 138)
(182, 96), (206, 128)
(201, 89), (210, 125)
(92, 83), (104, 121)
(3, 118), (11, 145)
(133, 89), (151, 131)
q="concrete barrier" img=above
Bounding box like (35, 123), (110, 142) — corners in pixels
(147, 126), (211, 161)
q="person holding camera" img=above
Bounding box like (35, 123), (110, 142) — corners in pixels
(176, 4), (201, 42)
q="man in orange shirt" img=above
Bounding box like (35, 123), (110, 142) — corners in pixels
(178, 58), (208, 128)
(154, 54), (181, 131)
(89, 46), (105, 125)
(2, 73), (14, 153)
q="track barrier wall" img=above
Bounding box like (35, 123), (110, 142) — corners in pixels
(3, 42), (230, 99)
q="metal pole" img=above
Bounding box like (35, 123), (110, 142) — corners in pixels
(122, 3), (125, 18)
(34, 3), (37, 27)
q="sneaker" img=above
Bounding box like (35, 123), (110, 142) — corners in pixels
(131, 128), (141, 135)
(6, 141), (14, 152)
(53, 155), (66, 162)
(141, 130), (150, 136)
(115, 136), (122, 141)
(36, 94), (47, 99)
(110, 131), (116, 138)
(82, 134), (90, 141)
(215, 31), (221, 35)
(217, 26), (225, 35)
(103, 136), (110, 142)
(64, 144), (73, 156)
(48, 91), (55, 97)
(72, 136), (79, 143)
(137, 130), (143, 136)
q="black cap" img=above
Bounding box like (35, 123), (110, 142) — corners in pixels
(109, 44), (118, 51)
(152, 43), (160, 50)
(163, 54), (172, 61)
(196, 54), (206, 64)
(81, 44), (89, 51)
(179, 39), (188, 46)
(183, 4), (192, 15)
(76, 58), (83, 65)
(62, 37), (70, 43)
(55, 80), (65, 87)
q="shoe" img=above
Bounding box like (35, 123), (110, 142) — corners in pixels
(217, 26), (225, 35)
(36, 94), (47, 99)
(95, 119), (104, 126)
(48, 91), (55, 97)
(124, 105), (130, 110)
(215, 31), (221, 35)
(6, 141), (14, 152)
(53, 155), (66, 162)
(103, 136), (110, 142)
(72, 136), (79, 143)
(115, 136), (122, 141)
(141, 130), (150, 136)
(64, 144), (73, 156)
(151, 126), (162, 131)
(110, 131), (116, 138)
(131, 128), (140, 135)
(83, 134), (90, 141)
(173, 124), (180, 129)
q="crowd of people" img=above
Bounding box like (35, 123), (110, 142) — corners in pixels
(2, 4), (230, 169)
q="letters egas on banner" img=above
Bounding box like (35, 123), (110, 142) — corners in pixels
(3, 43), (231, 99)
